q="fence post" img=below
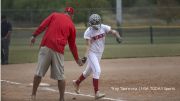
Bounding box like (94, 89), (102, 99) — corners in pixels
(150, 25), (154, 44)
(117, 23), (122, 37)
(30, 9), (33, 25)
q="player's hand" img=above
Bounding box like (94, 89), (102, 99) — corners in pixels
(77, 58), (83, 66)
(81, 57), (87, 64)
(116, 37), (122, 44)
(30, 36), (36, 47)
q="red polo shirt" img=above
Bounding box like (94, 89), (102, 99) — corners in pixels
(33, 12), (79, 61)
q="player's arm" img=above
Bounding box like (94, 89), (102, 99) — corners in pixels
(108, 29), (122, 44)
(78, 39), (90, 64)
(81, 28), (91, 63)
(84, 39), (91, 57)
(84, 28), (91, 57)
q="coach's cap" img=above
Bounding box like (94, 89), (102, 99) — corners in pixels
(64, 7), (74, 15)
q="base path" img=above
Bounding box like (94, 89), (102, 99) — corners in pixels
(1, 57), (180, 101)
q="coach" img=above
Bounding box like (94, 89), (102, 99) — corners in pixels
(30, 7), (83, 101)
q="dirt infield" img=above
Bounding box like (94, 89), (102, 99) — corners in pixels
(1, 57), (180, 101)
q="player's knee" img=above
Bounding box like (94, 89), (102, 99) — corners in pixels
(96, 70), (101, 76)
(83, 71), (91, 78)
(93, 71), (101, 79)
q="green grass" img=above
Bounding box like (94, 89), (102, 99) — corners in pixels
(9, 43), (180, 64)
(8, 27), (180, 64)
(9, 46), (39, 64)
(103, 44), (180, 58)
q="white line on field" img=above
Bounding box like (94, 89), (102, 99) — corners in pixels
(1, 80), (125, 101)
(1, 80), (50, 87)
(1, 80), (21, 85)
(40, 87), (124, 101)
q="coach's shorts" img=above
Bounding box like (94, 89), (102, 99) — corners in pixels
(35, 46), (65, 80)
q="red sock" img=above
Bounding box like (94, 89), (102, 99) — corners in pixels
(93, 78), (99, 94)
(76, 74), (85, 85)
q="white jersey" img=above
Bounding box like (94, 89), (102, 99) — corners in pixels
(84, 24), (111, 53)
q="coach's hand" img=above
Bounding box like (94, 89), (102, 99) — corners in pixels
(30, 36), (36, 47)
(77, 58), (83, 66)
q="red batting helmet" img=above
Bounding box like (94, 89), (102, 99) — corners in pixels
(64, 7), (74, 15)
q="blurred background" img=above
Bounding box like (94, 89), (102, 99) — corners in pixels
(1, 0), (180, 64)
(2, 0), (180, 26)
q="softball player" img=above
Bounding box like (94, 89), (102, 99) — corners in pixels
(73, 14), (122, 99)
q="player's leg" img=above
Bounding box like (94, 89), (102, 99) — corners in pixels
(88, 52), (105, 99)
(51, 50), (65, 101)
(77, 63), (92, 85)
(88, 52), (101, 93)
(31, 47), (51, 99)
(73, 63), (92, 94)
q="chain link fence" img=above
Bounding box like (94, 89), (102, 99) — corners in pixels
(2, 7), (180, 45)
(2, 7), (180, 26)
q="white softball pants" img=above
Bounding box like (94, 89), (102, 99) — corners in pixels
(83, 51), (102, 79)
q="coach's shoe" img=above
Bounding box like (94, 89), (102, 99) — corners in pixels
(59, 98), (64, 101)
(29, 95), (36, 101)
(95, 91), (105, 100)
(72, 80), (80, 94)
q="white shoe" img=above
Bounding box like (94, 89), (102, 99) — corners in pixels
(95, 91), (105, 100)
(72, 80), (80, 94)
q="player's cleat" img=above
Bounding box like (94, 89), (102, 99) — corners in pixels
(72, 80), (80, 94)
(95, 91), (105, 100)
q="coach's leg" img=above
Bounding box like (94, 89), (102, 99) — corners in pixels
(51, 52), (65, 101)
(31, 75), (42, 97)
(31, 47), (51, 101)
(58, 80), (65, 101)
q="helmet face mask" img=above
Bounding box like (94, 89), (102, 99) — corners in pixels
(91, 24), (101, 30)
(89, 14), (101, 30)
